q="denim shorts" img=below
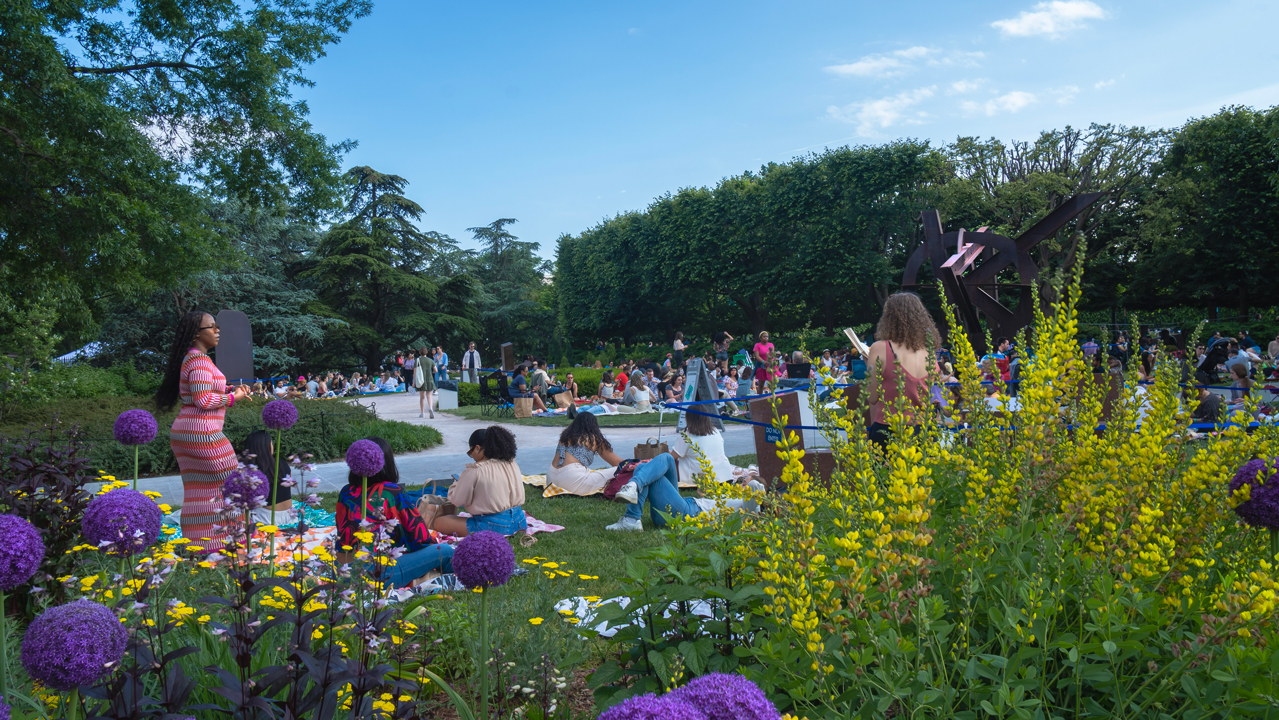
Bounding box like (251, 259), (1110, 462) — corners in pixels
(466, 507), (528, 535)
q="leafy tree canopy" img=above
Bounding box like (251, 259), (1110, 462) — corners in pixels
(0, 0), (369, 349)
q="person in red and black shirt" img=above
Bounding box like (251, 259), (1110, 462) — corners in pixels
(335, 436), (453, 588)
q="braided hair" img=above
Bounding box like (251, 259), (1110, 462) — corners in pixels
(155, 310), (209, 411)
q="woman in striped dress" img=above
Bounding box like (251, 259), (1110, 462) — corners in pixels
(156, 311), (249, 552)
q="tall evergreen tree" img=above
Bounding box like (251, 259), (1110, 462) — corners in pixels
(307, 167), (480, 373)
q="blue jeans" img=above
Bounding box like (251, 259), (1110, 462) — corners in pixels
(622, 453), (701, 527)
(381, 543), (454, 588)
(466, 506), (528, 535)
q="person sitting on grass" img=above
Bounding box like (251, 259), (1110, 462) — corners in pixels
(590, 371), (616, 403)
(622, 371), (652, 412)
(335, 436), (454, 589)
(561, 372), (580, 399)
(547, 411), (621, 496)
(423, 426), (527, 537)
(604, 454), (762, 533)
(510, 365), (548, 412)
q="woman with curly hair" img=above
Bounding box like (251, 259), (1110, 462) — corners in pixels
(424, 425), (526, 537)
(155, 311), (250, 552)
(865, 292), (940, 451)
(546, 411), (622, 496)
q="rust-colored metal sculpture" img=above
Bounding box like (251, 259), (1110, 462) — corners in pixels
(902, 193), (1105, 356)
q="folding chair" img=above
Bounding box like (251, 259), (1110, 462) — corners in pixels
(480, 371), (514, 418)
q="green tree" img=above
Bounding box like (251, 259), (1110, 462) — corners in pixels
(939, 124), (1165, 305)
(94, 201), (343, 376)
(306, 168), (480, 373)
(1131, 106), (1279, 316)
(469, 219), (555, 357)
(0, 0), (368, 347)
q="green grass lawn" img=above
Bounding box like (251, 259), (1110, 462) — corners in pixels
(314, 479), (676, 694)
(442, 405), (674, 427)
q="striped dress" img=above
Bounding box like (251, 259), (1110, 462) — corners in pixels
(171, 349), (237, 552)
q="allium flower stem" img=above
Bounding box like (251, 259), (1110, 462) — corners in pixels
(362, 476), (368, 522)
(480, 588), (489, 720)
(268, 428), (282, 567)
(132, 445), (139, 491)
(0, 590), (7, 699)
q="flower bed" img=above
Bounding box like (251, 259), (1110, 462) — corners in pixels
(588, 277), (1279, 717)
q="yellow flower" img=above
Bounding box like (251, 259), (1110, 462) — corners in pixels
(541, 561), (559, 569)
(528, 617), (544, 625)
(353, 531), (374, 544)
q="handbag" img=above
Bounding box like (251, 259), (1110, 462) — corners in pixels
(554, 391), (574, 409)
(633, 437), (668, 460)
(603, 459), (643, 500)
(513, 397), (534, 418)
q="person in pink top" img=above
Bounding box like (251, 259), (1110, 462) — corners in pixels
(752, 331), (776, 393)
(864, 293), (940, 452)
(155, 311), (250, 552)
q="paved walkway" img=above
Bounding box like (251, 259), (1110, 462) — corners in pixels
(111, 393), (760, 508)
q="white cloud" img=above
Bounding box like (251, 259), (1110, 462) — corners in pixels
(628, 27), (640, 35)
(1048, 85), (1079, 104)
(949, 79), (986, 94)
(824, 47), (984, 79)
(984, 90), (1038, 114)
(991, 1), (1107, 38)
(826, 46), (934, 78)
(1095, 78), (1117, 89)
(827, 86), (936, 135)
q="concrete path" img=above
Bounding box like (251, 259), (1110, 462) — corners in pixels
(107, 393), (759, 508)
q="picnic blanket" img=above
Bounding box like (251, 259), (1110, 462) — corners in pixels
(164, 503), (564, 565)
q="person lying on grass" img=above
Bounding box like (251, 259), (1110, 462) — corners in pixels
(422, 425), (527, 537)
(334, 436), (454, 589)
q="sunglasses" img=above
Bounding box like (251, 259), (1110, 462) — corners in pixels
(199, 324), (220, 331)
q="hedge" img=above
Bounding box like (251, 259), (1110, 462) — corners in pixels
(0, 396), (441, 478)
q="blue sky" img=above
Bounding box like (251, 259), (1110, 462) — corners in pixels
(297, 0), (1279, 257)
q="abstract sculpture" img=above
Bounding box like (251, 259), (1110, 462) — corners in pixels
(902, 193), (1105, 356)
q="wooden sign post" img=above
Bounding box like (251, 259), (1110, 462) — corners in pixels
(501, 343), (515, 372)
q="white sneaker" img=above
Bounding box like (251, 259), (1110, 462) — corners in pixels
(613, 481), (639, 504)
(605, 516), (642, 531)
(418, 413), (425, 418)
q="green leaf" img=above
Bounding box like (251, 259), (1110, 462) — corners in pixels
(589, 663), (625, 689)
(1102, 640), (1117, 654)
(418, 666), (476, 720)
(708, 551), (728, 576)
(625, 556), (648, 581)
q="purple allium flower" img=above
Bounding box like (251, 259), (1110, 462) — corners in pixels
(222, 466), (270, 510)
(82, 489), (162, 556)
(598, 694), (707, 720)
(0, 515), (45, 591)
(20, 600), (127, 691)
(0, 695), (9, 720)
(669, 673), (781, 720)
(452, 531), (515, 590)
(345, 439), (384, 478)
(262, 399), (299, 430)
(113, 409), (157, 445)
(1230, 458), (1279, 531)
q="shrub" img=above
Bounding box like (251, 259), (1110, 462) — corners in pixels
(0, 420), (96, 607)
(1, 397), (440, 477)
(458, 382), (480, 407)
(590, 275), (1279, 717)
